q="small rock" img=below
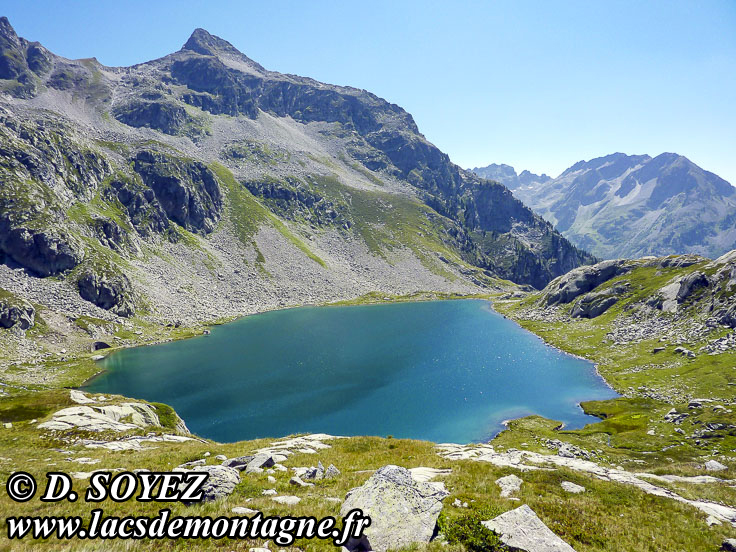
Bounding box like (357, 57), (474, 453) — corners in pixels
(705, 460), (727, 472)
(267, 475), (276, 483)
(178, 459), (206, 468)
(290, 475), (314, 487)
(707, 515), (722, 526)
(272, 495), (301, 505)
(232, 507), (259, 515)
(262, 489), (277, 496)
(496, 474), (523, 498)
(324, 464), (341, 479)
(222, 455), (255, 470)
(246, 454), (275, 473)
(215, 454), (227, 461)
(561, 481), (585, 494)
(3, 423), (12, 429)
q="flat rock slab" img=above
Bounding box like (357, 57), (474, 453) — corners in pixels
(340, 464), (448, 552)
(272, 495), (301, 505)
(561, 481), (585, 494)
(409, 467), (452, 482)
(483, 504), (577, 552)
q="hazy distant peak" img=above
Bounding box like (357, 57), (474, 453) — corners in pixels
(471, 163), (550, 190)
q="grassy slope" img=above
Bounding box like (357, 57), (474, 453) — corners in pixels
(0, 389), (733, 552)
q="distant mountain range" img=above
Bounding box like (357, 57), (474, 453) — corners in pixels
(473, 154), (736, 259)
(471, 164), (551, 190)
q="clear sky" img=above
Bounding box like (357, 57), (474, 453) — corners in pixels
(4, 1), (735, 182)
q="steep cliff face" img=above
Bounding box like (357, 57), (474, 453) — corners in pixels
(0, 18), (593, 332)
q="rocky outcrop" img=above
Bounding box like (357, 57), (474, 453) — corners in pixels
(107, 177), (170, 236)
(570, 283), (628, 318)
(0, 226), (83, 277)
(0, 16), (52, 98)
(133, 150), (223, 235)
(340, 465), (449, 552)
(38, 402), (162, 432)
(244, 177), (350, 230)
(544, 260), (630, 306)
(113, 100), (190, 135)
(0, 289), (35, 329)
(77, 266), (135, 317)
(482, 504), (577, 552)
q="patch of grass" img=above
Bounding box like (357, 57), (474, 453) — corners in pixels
(438, 505), (505, 551)
(211, 162), (326, 268)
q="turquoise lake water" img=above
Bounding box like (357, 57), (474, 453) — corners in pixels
(84, 300), (618, 443)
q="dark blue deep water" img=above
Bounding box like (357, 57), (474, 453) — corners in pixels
(85, 300), (618, 443)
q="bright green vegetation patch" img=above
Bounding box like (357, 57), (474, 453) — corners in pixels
(310, 174), (466, 278)
(220, 139), (289, 166)
(73, 315), (114, 334)
(150, 402), (181, 431)
(211, 162), (326, 268)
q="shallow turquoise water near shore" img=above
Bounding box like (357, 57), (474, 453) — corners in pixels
(85, 300), (618, 443)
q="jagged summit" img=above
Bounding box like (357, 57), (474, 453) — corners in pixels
(183, 27), (240, 56)
(180, 27), (267, 74)
(0, 16), (18, 40)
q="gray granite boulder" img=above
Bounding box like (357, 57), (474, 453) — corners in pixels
(340, 465), (448, 552)
(178, 464), (240, 503)
(482, 504), (577, 552)
(222, 455), (255, 470)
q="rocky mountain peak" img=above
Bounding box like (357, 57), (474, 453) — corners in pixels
(183, 28), (236, 55)
(0, 16), (19, 43)
(180, 27), (266, 74)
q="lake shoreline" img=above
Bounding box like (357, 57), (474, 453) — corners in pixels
(85, 297), (616, 444)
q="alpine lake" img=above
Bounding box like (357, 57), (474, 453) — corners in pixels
(84, 299), (618, 443)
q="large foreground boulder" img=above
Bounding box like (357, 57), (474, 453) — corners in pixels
(482, 504), (577, 552)
(339, 465), (449, 552)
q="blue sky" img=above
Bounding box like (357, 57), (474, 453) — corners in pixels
(4, 1), (735, 182)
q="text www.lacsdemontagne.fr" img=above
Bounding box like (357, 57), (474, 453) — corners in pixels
(7, 508), (370, 545)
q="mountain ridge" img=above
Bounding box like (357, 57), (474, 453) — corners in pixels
(473, 153), (735, 260)
(0, 18), (593, 370)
